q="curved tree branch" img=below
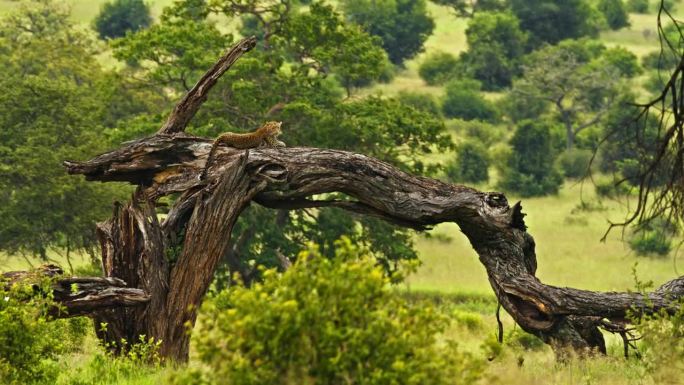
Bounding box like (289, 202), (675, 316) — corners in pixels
(64, 135), (684, 354)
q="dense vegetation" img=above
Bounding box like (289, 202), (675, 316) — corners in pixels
(1, 0), (683, 383)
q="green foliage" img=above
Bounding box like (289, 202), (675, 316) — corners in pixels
(511, 40), (624, 149)
(628, 219), (676, 257)
(0, 2), (133, 259)
(282, 2), (391, 95)
(510, 0), (601, 48)
(0, 278), (88, 385)
(341, 0), (435, 65)
(111, 17), (230, 92)
(396, 92), (442, 117)
(597, 0), (630, 30)
(442, 79), (499, 121)
(636, 301), (684, 382)
(499, 120), (563, 196)
(93, 0), (152, 40)
(556, 148), (593, 178)
(58, 335), (162, 385)
(173, 239), (483, 385)
(460, 11), (527, 90)
(446, 140), (490, 184)
(418, 51), (461, 86)
(599, 47), (641, 77)
(626, 0), (649, 13)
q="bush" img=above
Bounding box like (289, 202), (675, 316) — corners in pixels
(629, 232), (672, 256)
(93, 0), (152, 40)
(396, 91), (441, 117)
(446, 140), (490, 184)
(598, 0), (630, 30)
(556, 148), (593, 178)
(174, 238), (483, 385)
(626, 0), (649, 13)
(453, 119), (503, 147)
(636, 302), (684, 383)
(628, 219), (676, 257)
(418, 52), (460, 85)
(0, 276), (88, 385)
(499, 120), (563, 196)
(442, 79), (499, 122)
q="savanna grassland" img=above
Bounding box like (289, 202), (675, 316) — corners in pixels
(1, 0), (683, 384)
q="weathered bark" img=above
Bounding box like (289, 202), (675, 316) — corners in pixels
(2, 265), (149, 317)
(64, 136), (684, 359)
(58, 37), (684, 361)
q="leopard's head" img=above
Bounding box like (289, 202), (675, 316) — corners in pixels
(261, 121), (282, 137)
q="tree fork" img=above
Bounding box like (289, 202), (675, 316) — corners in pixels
(58, 38), (684, 360)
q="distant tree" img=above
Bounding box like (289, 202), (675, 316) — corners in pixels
(626, 0), (649, 13)
(510, 0), (601, 48)
(429, 0), (509, 17)
(499, 120), (563, 196)
(598, 0), (630, 30)
(442, 79), (499, 121)
(93, 0), (152, 40)
(460, 11), (527, 89)
(446, 140), (490, 183)
(510, 42), (623, 149)
(418, 51), (461, 85)
(341, 0), (435, 65)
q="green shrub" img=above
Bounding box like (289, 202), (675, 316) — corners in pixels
(442, 79), (499, 122)
(626, 0), (649, 13)
(174, 238), (483, 385)
(0, 277), (88, 385)
(396, 91), (441, 117)
(499, 120), (563, 197)
(418, 52), (460, 85)
(446, 140), (490, 184)
(635, 301), (684, 383)
(452, 119), (504, 147)
(595, 179), (631, 197)
(556, 148), (593, 178)
(629, 219), (676, 257)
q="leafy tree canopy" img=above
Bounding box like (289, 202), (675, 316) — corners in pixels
(93, 0), (152, 40)
(460, 10), (527, 89)
(510, 0), (601, 48)
(341, 0), (435, 65)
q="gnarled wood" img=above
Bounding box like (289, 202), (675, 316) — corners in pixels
(65, 135), (684, 359)
(2, 265), (149, 317)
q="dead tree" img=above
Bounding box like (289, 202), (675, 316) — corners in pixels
(52, 37), (684, 361)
